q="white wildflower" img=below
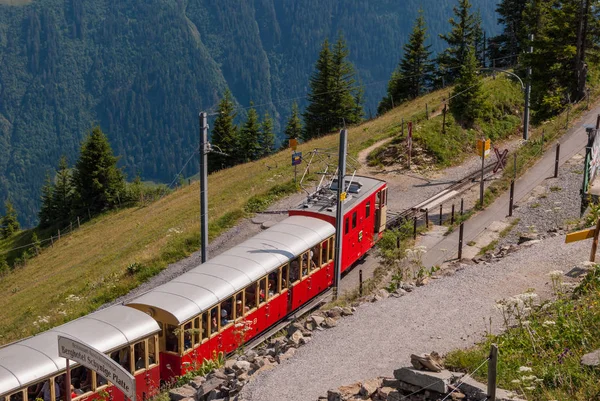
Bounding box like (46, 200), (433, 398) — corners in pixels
(521, 375), (537, 382)
(542, 320), (556, 327)
(524, 386), (536, 391)
(518, 366), (533, 372)
(510, 379), (521, 384)
(548, 270), (564, 278)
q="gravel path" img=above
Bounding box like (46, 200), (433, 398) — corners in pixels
(241, 235), (587, 401)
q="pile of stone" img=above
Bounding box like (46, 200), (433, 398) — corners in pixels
(321, 352), (524, 401)
(168, 306), (355, 401)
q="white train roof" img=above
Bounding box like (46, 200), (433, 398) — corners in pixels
(127, 215), (335, 325)
(0, 305), (160, 398)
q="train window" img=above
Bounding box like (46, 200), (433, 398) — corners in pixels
(193, 317), (201, 345)
(301, 251), (311, 277)
(221, 297), (234, 327)
(183, 321), (193, 352)
(95, 372), (108, 389)
(310, 245), (320, 272)
(165, 324), (179, 353)
(70, 366), (92, 396)
(290, 258), (300, 284)
(366, 201), (371, 218)
(267, 272), (278, 296)
(258, 277), (268, 304)
(13, 391), (25, 401)
(148, 336), (158, 366)
(201, 313), (209, 341)
(320, 241), (328, 266)
(110, 346), (131, 372)
(345, 217), (349, 234)
(234, 292), (246, 319)
(209, 306), (219, 335)
(352, 212), (357, 229)
(29, 380), (57, 401)
(281, 264), (289, 289)
(329, 237), (335, 261)
(134, 341), (147, 371)
(244, 283), (258, 311)
(27, 383), (41, 401)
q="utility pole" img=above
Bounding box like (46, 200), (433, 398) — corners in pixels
(333, 129), (348, 300)
(523, 34), (534, 141)
(199, 112), (209, 263)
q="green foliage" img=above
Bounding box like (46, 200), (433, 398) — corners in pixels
(240, 103), (261, 162)
(244, 181), (298, 213)
(379, 12), (434, 115)
(210, 89), (240, 171)
(259, 112), (276, 158)
(282, 102), (303, 150)
(450, 46), (484, 126)
(490, 0), (528, 66)
(2, 201), (20, 238)
(303, 36), (362, 140)
(446, 265), (600, 400)
(72, 127), (125, 215)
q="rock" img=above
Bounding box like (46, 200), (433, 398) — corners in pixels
(237, 372), (249, 382)
(451, 392), (466, 400)
(323, 317), (338, 328)
(287, 322), (304, 337)
(521, 239), (541, 247)
(244, 349), (257, 363)
(189, 376), (206, 390)
(276, 347), (296, 363)
(311, 315), (325, 326)
(338, 383), (361, 399)
(369, 294), (382, 302)
(393, 368), (461, 394)
(581, 349), (600, 366)
(382, 378), (402, 388)
(518, 232), (538, 244)
(209, 369), (228, 381)
(224, 359), (236, 372)
(377, 288), (390, 298)
(459, 375), (526, 401)
(401, 282), (414, 292)
(410, 352), (444, 372)
(326, 306), (343, 319)
(261, 220), (277, 229)
(300, 336), (311, 345)
(233, 360), (252, 373)
(168, 385), (196, 401)
(386, 390), (402, 401)
(416, 276), (430, 287)
(377, 387), (396, 399)
(290, 329), (304, 345)
(198, 377), (226, 397)
(359, 378), (382, 397)
(305, 321), (315, 331)
(341, 307), (354, 316)
(204, 390), (219, 401)
(327, 389), (342, 401)
(251, 216), (268, 225)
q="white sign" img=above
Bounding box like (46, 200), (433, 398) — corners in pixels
(58, 336), (136, 401)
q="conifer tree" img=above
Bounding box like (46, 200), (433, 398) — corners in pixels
(53, 155), (74, 223)
(258, 112), (276, 158)
(38, 173), (55, 228)
(379, 12), (433, 114)
(491, 0), (528, 66)
(303, 39), (333, 140)
(2, 200), (20, 239)
(240, 102), (261, 162)
(438, 0), (479, 82)
(330, 34), (363, 127)
(0, 254), (8, 275)
(450, 46), (483, 127)
(72, 126), (125, 215)
(283, 102), (303, 148)
(210, 89), (239, 171)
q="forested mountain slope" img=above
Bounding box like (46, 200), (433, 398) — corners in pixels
(0, 0), (499, 225)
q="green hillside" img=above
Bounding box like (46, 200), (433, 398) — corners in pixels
(0, 0), (500, 226)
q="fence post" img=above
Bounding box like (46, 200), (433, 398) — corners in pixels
(425, 208), (429, 227)
(460, 198), (464, 215)
(359, 270), (363, 296)
(77, 216), (80, 229)
(487, 344), (499, 401)
(50, 236), (54, 247)
(70, 222), (73, 233)
(458, 222), (464, 260)
(58, 229), (61, 240)
(451, 204), (455, 225)
(426, 103), (429, 120)
(401, 118), (404, 137)
(509, 180), (515, 217)
(554, 143), (560, 178)
(413, 216), (418, 240)
(439, 204), (443, 225)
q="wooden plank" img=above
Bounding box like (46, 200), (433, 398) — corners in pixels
(565, 228), (596, 243)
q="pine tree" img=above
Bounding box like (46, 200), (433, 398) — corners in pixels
(282, 102), (303, 149)
(2, 200), (20, 239)
(258, 112), (276, 158)
(379, 12), (433, 114)
(438, 0), (479, 82)
(0, 254), (8, 275)
(38, 173), (55, 228)
(473, 11), (486, 66)
(491, 0), (528, 67)
(303, 39), (333, 140)
(31, 232), (41, 255)
(210, 89), (239, 170)
(450, 46), (483, 127)
(240, 102), (262, 162)
(52, 155), (74, 223)
(72, 126), (125, 215)
(330, 34), (363, 127)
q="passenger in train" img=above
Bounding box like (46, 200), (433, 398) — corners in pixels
(220, 309), (230, 326)
(36, 380), (60, 401)
(134, 343), (146, 370)
(70, 385), (77, 400)
(311, 247), (319, 268)
(211, 311), (218, 333)
(290, 259), (299, 282)
(183, 332), (192, 350)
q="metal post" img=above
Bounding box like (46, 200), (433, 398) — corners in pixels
(425, 208), (429, 227)
(480, 147), (485, 206)
(199, 112), (209, 263)
(333, 129), (348, 300)
(523, 34), (534, 141)
(451, 204), (455, 225)
(413, 216), (417, 240)
(509, 180), (515, 217)
(359, 269), (363, 296)
(294, 164), (297, 184)
(554, 143), (561, 178)
(541, 130), (545, 150)
(487, 344), (498, 401)
(458, 222), (464, 260)
(439, 204), (443, 225)
(513, 153), (517, 180)
(66, 359), (72, 401)
(460, 198), (464, 215)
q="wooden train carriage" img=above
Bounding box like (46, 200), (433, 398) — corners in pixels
(0, 306), (160, 401)
(126, 215), (335, 380)
(289, 175), (387, 271)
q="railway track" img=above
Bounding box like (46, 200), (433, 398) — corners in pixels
(386, 163), (496, 228)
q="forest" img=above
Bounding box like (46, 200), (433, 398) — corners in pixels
(0, 0), (499, 226)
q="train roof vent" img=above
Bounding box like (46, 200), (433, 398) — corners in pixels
(330, 179), (362, 193)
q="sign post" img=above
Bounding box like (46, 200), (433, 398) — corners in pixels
(477, 138), (490, 205)
(291, 151), (302, 183)
(565, 218), (600, 262)
(407, 122), (413, 169)
(58, 336), (136, 401)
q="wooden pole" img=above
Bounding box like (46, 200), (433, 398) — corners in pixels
(401, 118), (404, 137)
(458, 222), (464, 260)
(451, 204), (455, 225)
(66, 359), (72, 401)
(359, 269), (363, 296)
(554, 143), (561, 178)
(460, 198), (464, 215)
(509, 180), (515, 217)
(50, 236), (54, 247)
(425, 208), (429, 227)
(413, 216), (418, 240)
(439, 204), (443, 225)
(487, 344), (498, 401)
(426, 103), (429, 120)
(442, 104), (447, 135)
(590, 218), (600, 262)
(77, 216), (80, 229)
(58, 229), (61, 240)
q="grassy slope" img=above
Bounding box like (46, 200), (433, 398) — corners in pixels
(0, 86), (451, 345)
